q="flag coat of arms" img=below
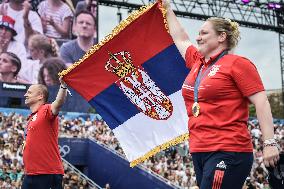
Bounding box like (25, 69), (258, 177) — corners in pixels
(60, 2), (189, 167)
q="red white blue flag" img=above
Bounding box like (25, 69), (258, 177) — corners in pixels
(60, 2), (189, 167)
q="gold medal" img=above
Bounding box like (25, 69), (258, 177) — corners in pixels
(192, 102), (200, 117)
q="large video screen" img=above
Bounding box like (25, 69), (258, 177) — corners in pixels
(0, 0), (99, 86)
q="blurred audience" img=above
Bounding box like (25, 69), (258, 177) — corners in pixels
(0, 110), (283, 188)
(60, 10), (97, 65)
(0, 0), (43, 45)
(75, 0), (97, 18)
(38, 0), (73, 39)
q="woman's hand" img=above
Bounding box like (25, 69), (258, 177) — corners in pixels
(263, 145), (280, 167)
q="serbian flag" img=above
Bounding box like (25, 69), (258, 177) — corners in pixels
(60, 2), (189, 167)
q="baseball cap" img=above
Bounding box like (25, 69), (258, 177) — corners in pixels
(0, 15), (17, 36)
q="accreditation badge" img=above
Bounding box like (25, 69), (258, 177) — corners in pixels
(192, 102), (200, 117)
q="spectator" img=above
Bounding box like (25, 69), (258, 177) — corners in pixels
(0, 15), (27, 64)
(38, 0), (73, 39)
(38, 57), (66, 86)
(0, 52), (28, 83)
(75, 0), (97, 18)
(60, 10), (97, 65)
(0, 0), (43, 45)
(20, 34), (59, 83)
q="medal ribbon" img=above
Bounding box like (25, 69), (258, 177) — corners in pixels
(193, 50), (228, 103)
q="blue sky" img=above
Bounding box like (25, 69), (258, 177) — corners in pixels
(98, 5), (281, 90)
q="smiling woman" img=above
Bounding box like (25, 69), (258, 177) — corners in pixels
(162, 0), (280, 188)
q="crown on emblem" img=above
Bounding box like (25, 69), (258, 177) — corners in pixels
(105, 51), (135, 78)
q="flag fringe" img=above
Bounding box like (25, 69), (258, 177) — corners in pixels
(60, 2), (168, 77)
(130, 133), (189, 167)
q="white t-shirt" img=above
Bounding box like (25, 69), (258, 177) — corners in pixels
(38, 1), (73, 39)
(7, 40), (27, 65)
(19, 59), (41, 84)
(7, 4), (43, 44)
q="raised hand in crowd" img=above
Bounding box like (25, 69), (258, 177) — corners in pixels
(22, 0), (32, 20)
(0, 38), (9, 54)
(0, 0), (8, 15)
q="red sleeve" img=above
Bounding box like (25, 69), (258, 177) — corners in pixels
(185, 45), (200, 69)
(231, 57), (264, 97)
(45, 104), (57, 120)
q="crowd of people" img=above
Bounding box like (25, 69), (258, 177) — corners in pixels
(1, 109), (282, 188)
(0, 111), (102, 189)
(0, 0), (97, 85)
(59, 113), (284, 189)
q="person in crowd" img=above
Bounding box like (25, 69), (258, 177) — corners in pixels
(20, 34), (59, 84)
(162, 0), (279, 188)
(0, 15), (27, 64)
(38, 57), (66, 86)
(0, 0), (43, 45)
(60, 10), (97, 65)
(0, 52), (28, 83)
(38, 0), (73, 39)
(75, 0), (97, 18)
(22, 77), (67, 189)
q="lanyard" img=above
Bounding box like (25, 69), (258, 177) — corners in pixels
(193, 50), (228, 103)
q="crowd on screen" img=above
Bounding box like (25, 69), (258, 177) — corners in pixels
(0, 0), (97, 85)
(1, 110), (283, 188)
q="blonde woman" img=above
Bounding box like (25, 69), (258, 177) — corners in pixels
(162, 0), (279, 188)
(21, 34), (59, 84)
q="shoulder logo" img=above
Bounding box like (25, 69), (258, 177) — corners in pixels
(208, 65), (221, 77)
(216, 160), (227, 170)
(31, 113), (37, 122)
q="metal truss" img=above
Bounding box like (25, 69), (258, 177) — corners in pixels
(98, 0), (284, 109)
(99, 0), (283, 32)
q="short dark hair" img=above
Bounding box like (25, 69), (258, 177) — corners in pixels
(1, 52), (21, 76)
(75, 10), (96, 25)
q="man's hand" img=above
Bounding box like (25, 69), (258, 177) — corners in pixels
(59, 76), (67, 88)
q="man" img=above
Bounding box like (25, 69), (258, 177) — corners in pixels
(0, 0), (43, 45)
(22, 79), (67, 189)
(60, 10), (97, 64)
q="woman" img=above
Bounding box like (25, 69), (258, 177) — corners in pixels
(21, 34), (59, 84)
(162, 1), (279, 188)
(0, 52), (28, 84)
(28, 34), (59, 62)
(0, 15), (27, 65)
(38, 57), (66, 86)
(38, 0), (73, 39)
